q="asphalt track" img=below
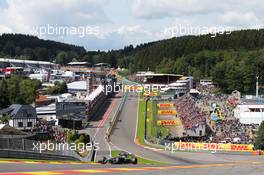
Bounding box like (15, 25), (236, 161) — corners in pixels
(1, 92), (264, 174)
(109, 92), (264, 172)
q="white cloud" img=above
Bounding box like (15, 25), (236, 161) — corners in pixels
(132, 0), (264, 25)
(117, 25), (152, 36)
(0, 0), (108, 35)
(219, 11), (260, 26)
(1, 0), (264, 50)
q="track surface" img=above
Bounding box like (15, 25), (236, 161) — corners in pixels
(1, 161), (264, 175)
(1, 92), (264, 174)
(109, 93), (264, 171)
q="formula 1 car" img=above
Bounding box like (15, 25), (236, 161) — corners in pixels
(98, 152), (138, 164)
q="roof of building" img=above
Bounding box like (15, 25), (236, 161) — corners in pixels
(67, 81), (87, 91)
(85, 85), (104, 101)
(67, 62), (90, 65)
(0, 104), (36, 119)
(36, 95), (49, 102)
(240, 98), (264, 105)
(0, 58), (55, 65)
(94, 63), (110, 67)
(136, 73), (183, 77)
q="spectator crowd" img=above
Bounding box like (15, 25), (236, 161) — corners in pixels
(174, 85), (258, 144)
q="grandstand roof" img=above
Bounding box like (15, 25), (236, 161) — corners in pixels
(67, 81), (86, 91)
(67, 61), (90, 65)
(0, 58), (55, 65)
(136, 73), (183, 77)
(85, 85), (104, 101)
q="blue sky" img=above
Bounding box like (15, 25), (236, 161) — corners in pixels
(0, 0), (263, 51)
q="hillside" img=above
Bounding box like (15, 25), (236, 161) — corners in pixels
(115, 29), (264, 94)
(1, 30), (264, 94)
(0, 33), (86, 63)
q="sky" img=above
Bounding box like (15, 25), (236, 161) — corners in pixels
(0, 0), (264, 51)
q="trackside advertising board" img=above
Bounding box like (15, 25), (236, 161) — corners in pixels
(143, 92), (158, 97)
(173, 142), (254, 152)
(157, 103), (175, 108)
(157, 120), (181, 126)
(158, 110), (177, 115)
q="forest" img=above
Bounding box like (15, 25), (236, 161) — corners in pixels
(2, 29), (264, 94)
(0, 77), (41, 108)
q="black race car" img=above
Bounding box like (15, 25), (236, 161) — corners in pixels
(98, 152), (138, 164)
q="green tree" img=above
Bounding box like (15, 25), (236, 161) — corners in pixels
(2, 41), (15, 56)
(66, 130), (78, 143)
(255, 121), (264, 150)
(156, 58), (175, 74)
(18, 79), (38, 105)
(0, 115), (11, 124)
(45, 81), (68, 95)
(78, 134), (85, 144)
(7, 77), (20, 104)
(55, 51), (68, 65)
(0, 79), (9, 108)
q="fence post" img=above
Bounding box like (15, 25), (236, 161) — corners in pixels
(22, 139), (25, 150)
(7, 138), (10, 149)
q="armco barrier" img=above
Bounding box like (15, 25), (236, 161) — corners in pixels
(89, 92), (128, 162)
(0, 149), (79, 161)
(106, 92), (128, 138)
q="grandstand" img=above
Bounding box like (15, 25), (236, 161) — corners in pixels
(0, 58), (57, 70)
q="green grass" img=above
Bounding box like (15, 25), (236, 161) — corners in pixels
(137, 99), (169, 144)
(137, 100), (147, 144)
(111, 150), (166, 164)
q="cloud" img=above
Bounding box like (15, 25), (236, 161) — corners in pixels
(0, 0), (109, 35)
(1, 0), (264, 50)
(219, 11), (260, 26)
(132, 0), (264, 22)
(132, 0), (224, 19)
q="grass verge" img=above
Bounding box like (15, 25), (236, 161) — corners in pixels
(111, 150), (165, 165)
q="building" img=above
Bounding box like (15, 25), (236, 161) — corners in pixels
(0, 104), (37, 130)
(136, 72), (193, 97)
(36, 103), (57, 125)
(234, 98), (264, 124)
(0, 58), (56, 70)
(56, 101), (86, 129)
(67, 61), (91, 68)
(67, 81), (87, 93)
(200, 79), (213, 86)
(136, 72), (183, 85)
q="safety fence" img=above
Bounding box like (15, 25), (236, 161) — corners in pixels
(106, 92), (128, 138)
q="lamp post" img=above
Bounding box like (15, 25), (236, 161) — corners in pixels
(145, 96), (150, 140)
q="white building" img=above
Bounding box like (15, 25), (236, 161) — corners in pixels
(0, 105), (37, 130)
(234, 99), (264, 124)
(200, 79), (213, 86)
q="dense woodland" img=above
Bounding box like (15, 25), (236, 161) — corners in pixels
(2, 30), (264, 94)
(0, 77), (41, 108)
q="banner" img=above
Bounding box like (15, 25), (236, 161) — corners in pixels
(173, 142), (254, 152)
(143, 92), (158, 97)
(158, 110), (177, 115)
(125, 85), (143, 91)
(157, 120), (181, 126)
(157, 103), (175, 108)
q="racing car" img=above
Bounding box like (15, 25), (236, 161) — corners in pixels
(98, 151), (138, 164)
